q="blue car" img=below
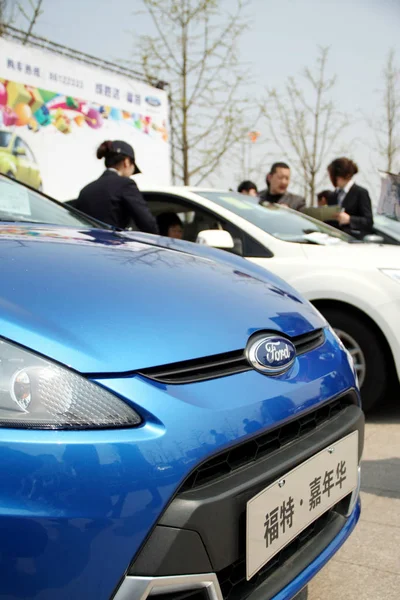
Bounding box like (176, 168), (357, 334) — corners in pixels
(0, 175), (363, 600)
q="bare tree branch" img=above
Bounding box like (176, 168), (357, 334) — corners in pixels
(143, 0), (182, 72)
(260, 47), (350, 205)
(132, 0), (251, 185)
(0, 0), (14, 35)
(19, 0), (43, 45)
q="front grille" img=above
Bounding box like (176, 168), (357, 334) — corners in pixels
(180, 395), (354, 492)
(139, 349), (249, 385)
(217, 498), (348, 600)
(294, 328), (325, 354)
(138, 329), (325, 384)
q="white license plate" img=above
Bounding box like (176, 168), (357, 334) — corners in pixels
(246, 430), (359, 580)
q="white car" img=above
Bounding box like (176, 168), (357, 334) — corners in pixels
(141, 187), (400, 411)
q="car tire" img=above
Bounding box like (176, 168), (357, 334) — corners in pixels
(320, 307), (388, 412)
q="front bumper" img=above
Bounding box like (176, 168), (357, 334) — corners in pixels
(114, 499), (360, 600)
(114, 397), (363, 600)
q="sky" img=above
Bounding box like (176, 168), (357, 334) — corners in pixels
(11, 0), (400, 202)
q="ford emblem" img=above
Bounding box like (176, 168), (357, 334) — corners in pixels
(246, 334), (296, 375)
(145, 96), (161, 107)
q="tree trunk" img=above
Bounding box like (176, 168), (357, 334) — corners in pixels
(181, 6), (189, 185)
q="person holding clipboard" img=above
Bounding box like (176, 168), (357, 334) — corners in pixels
(327, 157), (373, 239)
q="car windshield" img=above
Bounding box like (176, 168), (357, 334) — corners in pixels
(0, 132), (12, 148)
(196, 191), (353, 244)
(375, 215), (400, 241)
(0, 175), (101, 227)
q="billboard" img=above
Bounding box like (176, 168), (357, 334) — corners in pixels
(0, 37), (171, 201)
(377, 172), (400, 220)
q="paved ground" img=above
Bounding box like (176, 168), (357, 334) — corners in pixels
(309, 400), (400, 600)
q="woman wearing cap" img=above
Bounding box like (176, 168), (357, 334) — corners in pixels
(75, 140), (159, 233)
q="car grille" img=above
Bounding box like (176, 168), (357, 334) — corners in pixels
(180, 394), (354, 492)
(217, 498), (349, 600)
(138, 328), (325, 385)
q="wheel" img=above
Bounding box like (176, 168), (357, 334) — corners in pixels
(320, 307), (388, 412)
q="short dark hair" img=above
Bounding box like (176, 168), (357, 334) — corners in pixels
(156, 212), (183, 236)
(317, 190), (337, 206)
(270, 162), (290, 175)
(266, 162), (290, 185)
(237, 180), (258, 193)
(327, 157), (358, 185)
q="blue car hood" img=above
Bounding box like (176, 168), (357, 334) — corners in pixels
(0, 225), (324, 373)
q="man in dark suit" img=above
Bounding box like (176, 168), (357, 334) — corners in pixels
(76, 140), (159, 233)
(328, 158), (373, 239)
(259, 162), (305, 211)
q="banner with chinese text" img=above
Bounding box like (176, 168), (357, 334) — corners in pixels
(0, 37), (171, 200)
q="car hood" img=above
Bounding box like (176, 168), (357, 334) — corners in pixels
(302, 240), (400, 268)
(0, 225), (324, 373)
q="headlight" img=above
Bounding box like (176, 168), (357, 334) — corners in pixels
(379, 269), (400, 284)
(0, 339), (141, 429)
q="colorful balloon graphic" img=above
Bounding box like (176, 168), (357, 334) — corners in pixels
(109, 107), (122, 121)
(15, 103), (32, 126)
(0, 82), (7, 106)
(74, 115), (85, 127)
(2, 106), (18, 126)
(85, 108), (102, 129)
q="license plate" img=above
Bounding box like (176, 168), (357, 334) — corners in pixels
(246, 430), (359, 580)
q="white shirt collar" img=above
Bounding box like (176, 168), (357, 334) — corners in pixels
(343, 179), (354, 194)
(107, 168), (121, 176)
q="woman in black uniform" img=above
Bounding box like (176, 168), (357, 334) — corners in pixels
(327, 157), (373, 239)
(76, 140), (159, 233)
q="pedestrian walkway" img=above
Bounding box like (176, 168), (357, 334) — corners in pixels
(309, 403), (400, 599)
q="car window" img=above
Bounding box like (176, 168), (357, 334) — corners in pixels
(143, 192), (248, 255)
(0, 131), (12, 148)
(14, 137), (35, 162)
(196, 191), (353, 245)
(0, 176), (101, 227)
(375, 215), (400, 240)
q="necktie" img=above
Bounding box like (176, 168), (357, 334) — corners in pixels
(337, 189), (346, 206)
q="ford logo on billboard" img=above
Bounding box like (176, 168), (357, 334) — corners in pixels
(246, 334), (296, 375)
(145, 96), (161, 107)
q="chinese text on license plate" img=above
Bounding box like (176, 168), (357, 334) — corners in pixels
(246, 431), (359, 580)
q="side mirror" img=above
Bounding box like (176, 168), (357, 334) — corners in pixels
(196, 229), (234, 249)
(14, 147), (27, 156)
(363, 234), (384, 244)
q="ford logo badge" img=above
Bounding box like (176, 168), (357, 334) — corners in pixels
(246, 334), (296, 375)
(145, 96), (161, 107)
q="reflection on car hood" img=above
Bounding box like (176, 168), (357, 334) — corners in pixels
(0, 225), (324, 373)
